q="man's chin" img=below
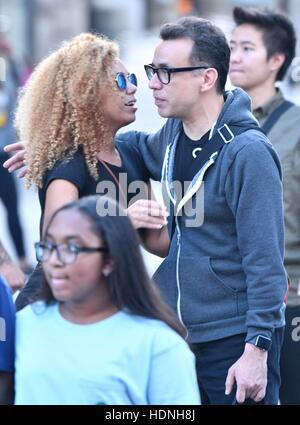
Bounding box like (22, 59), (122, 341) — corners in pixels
(156, 107), (173, 119)
(229, 76), (245, 89)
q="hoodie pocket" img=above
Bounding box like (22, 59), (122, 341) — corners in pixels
(153, 255), (178, 312)
(179, 256), (239, 326)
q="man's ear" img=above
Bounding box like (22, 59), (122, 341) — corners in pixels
(199, 68), (219, 92)
(269, 53), (285, 73)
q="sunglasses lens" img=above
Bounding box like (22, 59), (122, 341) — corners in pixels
(116, 73), (127, 90)
(129, 73), (137, 87)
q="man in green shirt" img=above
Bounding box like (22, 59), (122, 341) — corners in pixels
(229, 6), (300, 405)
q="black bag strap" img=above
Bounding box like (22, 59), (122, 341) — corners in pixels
(186, 124), (257, 173)
(261, 100), (294, 135)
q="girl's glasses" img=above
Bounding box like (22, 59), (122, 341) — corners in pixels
(35, 241), (108, 265)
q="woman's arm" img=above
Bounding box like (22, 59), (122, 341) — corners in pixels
(43, 179), (79, 233)
(126, 195), (170, 258)
(139, 225), (170, 258)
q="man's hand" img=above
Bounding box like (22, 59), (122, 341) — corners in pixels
(126, 199), (168, 230)
(225, 343), (268, 403)
(0, 240), (25, 292)
(3, 141), (27, 178)
(0, 260), (25, 292)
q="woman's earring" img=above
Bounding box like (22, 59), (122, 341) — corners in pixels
(102, 269), (110, 277)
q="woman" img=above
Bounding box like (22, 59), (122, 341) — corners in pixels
(11, 33), (168, 310)
(15, 196), (200, 405)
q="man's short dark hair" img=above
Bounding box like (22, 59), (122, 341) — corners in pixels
(233, 7), (296, 81)
(159, 16), (230, 94)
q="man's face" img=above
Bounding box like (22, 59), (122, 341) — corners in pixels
(229, 24), (275, 91)
(148, 38), (204, 119)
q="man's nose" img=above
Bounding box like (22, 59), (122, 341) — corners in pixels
(230, 50), (241, 64)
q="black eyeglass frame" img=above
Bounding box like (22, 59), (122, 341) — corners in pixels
(144, 64), (210, 85)
(115, 72), (138, 91)
(34, 241), (108, 265)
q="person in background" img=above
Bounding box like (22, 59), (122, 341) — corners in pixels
(0, 267), (15, 404)
(229, 6), (300, 405)
(0, 238), (25, 292)
(0, 35), (32, 279)
(14, 195), (200, 405)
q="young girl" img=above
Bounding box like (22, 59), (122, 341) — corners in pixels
(14, 196), (200, 405)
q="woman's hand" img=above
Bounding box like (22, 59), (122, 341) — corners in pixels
(126, 199), (168, 230)
(3, 141), (27, 177)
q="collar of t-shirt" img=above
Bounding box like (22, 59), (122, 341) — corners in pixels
(173, 128), (211, 185)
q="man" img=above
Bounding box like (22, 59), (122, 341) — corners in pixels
(0, 263), (15, 404)
(129, 16), (287, 405)
(229, 7), (300, 405)
(3, 17), (287, 405)
(0, 239), (25, 292)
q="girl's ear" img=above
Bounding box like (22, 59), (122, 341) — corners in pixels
(102, 257), (114, 277)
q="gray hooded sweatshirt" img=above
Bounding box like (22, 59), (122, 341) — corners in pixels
(118, 88), (287, 344)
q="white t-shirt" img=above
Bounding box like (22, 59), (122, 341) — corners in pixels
(15, 302), (200, 405)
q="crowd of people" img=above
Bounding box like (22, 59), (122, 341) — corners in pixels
(0, 5), (299, 405)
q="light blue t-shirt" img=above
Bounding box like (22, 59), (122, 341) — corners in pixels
(15, 303), (200, 405)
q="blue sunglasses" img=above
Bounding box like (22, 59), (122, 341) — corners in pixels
(115, 72), (137, 91)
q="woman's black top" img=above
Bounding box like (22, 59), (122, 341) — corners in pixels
(38, 141), (150, 228)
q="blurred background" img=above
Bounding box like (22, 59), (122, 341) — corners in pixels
(0, 0), (300, 275)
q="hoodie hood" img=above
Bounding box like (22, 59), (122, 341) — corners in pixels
(213, 87), (259, 134)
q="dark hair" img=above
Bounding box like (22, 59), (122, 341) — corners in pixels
(233, 7), (296, 81)
(159, 16), (230, 94)
(38, 195), (186, 338)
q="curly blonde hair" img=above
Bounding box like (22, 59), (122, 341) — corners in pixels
(15, 33), (119, 188)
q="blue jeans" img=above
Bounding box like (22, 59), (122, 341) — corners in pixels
(192, 327), (284, 405)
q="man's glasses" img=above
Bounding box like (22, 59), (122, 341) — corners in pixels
(144, 64), (210, 85)
(115, 72), (138, 91)
(35, 241), (108, 265)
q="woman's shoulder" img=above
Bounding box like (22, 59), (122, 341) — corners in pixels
(40, 148), (88, 196)
(45, 147), (87, 178)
